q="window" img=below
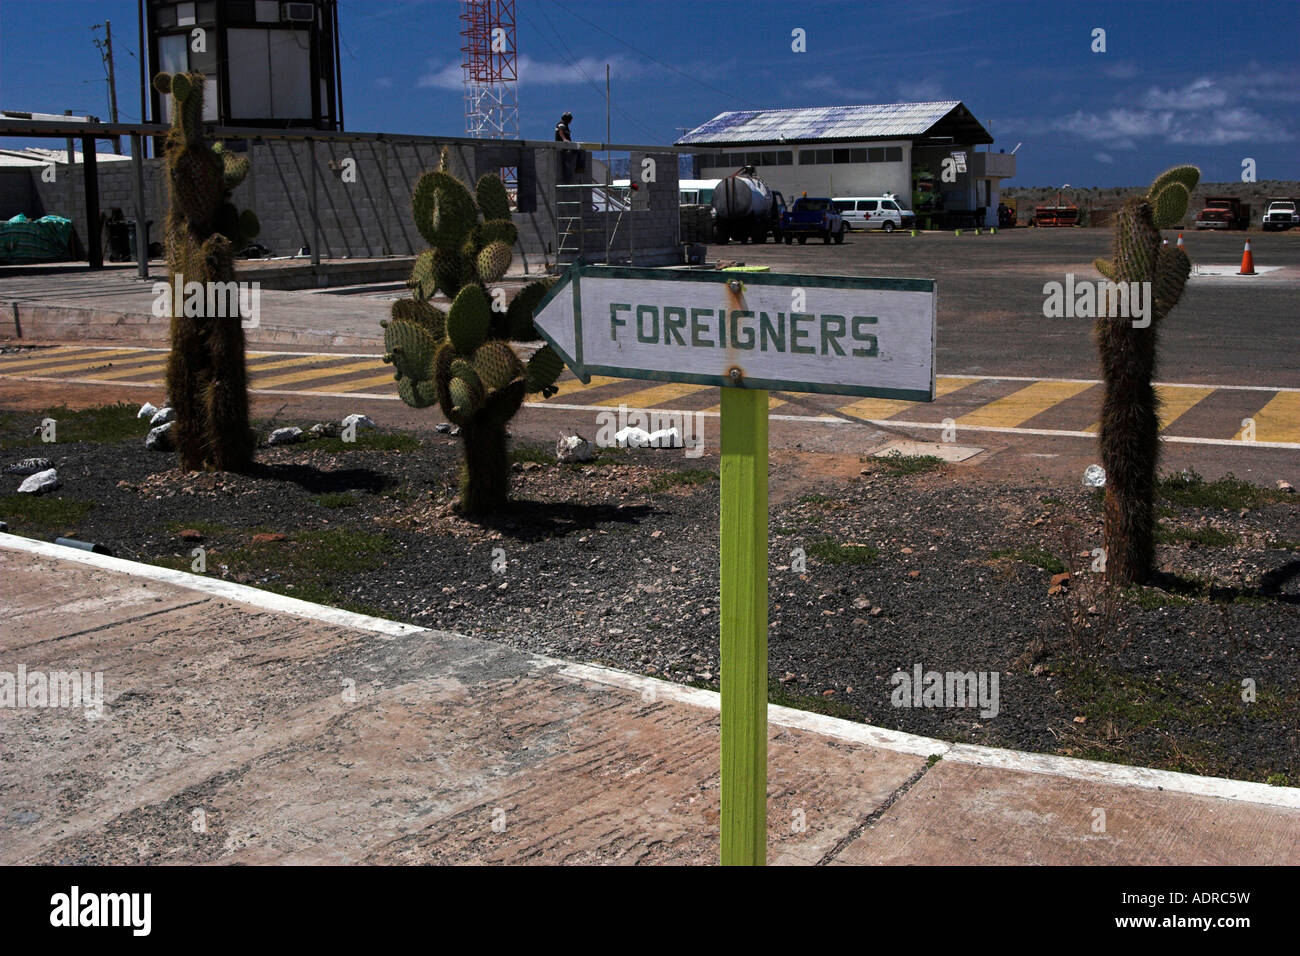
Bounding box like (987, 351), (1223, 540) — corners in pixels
(799, 150), (815, 165)
(255, 0), (280, 21)
(761, 151), (777, 165)
(816, 149), (832, 164)
(176, 2), (196, 27)
(832, 148), (850, 164)
(850, 148), (867, 163)
(885, 146), (903, 162)
(868, 147), (885, 163)
(832, 201), (851, 213)
(883, 201), (899, 211)
(860, 200), (878, 211)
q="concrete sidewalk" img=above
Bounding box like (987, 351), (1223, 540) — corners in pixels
(1, 533), (1297, 865)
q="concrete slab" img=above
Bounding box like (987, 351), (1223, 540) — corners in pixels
(1, 533), (1297, 865)
(831, 759), (1300, 865)
(871, 439), (985, 463)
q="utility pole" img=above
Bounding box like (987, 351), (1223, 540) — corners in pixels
(92, 21), (122, 154)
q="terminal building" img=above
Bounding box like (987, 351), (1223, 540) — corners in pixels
(675, 101), (1015, 227)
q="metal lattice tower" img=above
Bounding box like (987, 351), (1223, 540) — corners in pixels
(461, 0), (519, 142)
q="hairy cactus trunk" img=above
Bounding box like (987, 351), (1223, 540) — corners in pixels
(155, 71), (259, 472)
(1097, 308), (1159, 584)
(1093, 167), (1198, 585)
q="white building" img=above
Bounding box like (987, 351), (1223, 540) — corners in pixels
(676, 101), (1015, 227)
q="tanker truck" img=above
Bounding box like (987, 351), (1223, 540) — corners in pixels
(711, 167), (786, 244)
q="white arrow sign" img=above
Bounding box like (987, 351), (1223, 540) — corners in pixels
(533, 265), (936, 401)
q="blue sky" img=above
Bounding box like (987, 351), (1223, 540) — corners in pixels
(1, 0), (1296, 186)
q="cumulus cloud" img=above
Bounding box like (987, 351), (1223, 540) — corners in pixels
(1094, 152), (1114, 164)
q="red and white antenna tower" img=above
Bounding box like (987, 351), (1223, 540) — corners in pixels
(460, 0), (519, 141)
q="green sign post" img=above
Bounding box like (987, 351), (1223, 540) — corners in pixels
(534, 265), (937, 865)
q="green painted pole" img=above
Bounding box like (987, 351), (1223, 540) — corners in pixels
(719, 386), (769, 866)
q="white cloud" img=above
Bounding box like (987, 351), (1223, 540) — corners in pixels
(374, 77), (393, 89)
(796, 74), (876, 103)
(1102, 62), (1139, 80)
(417, 54), (641, 90)
(1094, 152), (1114, 164)
(1141, 77), (1227, 110)
(897, 78), (946, 101)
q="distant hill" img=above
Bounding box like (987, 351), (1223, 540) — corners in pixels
(1001, 181), (1299, 228)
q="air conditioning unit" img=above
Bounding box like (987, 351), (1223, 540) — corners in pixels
(282, 3), (315, 22)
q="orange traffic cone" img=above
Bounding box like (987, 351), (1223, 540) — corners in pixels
(1176, 233), (1185, 249)
(1238, 238), (1256, 276)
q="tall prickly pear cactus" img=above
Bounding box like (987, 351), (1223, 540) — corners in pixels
(154, 71), (260, 472)
(384, 148), (563, 514)
(1092, 165), (1199, 584)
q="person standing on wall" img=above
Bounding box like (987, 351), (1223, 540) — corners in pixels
(556, 111), (583, 180)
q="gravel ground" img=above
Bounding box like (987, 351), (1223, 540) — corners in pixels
(2, 409), (1297, 785)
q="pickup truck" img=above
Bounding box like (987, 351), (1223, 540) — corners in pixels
(1262, 198), (1298, 231)
(1194, 197), (1251, 230)
(780, 197), (845, 244)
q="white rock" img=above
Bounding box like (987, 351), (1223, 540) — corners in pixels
(17, 468), (60, 494)
(647, 427), (683, 448)
(556, 434), (594, 463)
(268, 426), (303, 446)
(614, 426), (653, 448)
(150, 406), (175, 426)
(308, 422), (340, 439)
(4, 457), (52, 475)
(145, 421), (174, 451)
(341, 414), (376, 431)
(1082, 464), (1106, 487)
(137, 401), (158, 419)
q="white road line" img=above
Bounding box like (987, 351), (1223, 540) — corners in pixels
(3, 531), (1296, 811)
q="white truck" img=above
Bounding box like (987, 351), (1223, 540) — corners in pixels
(1262, 198), (1298, 231)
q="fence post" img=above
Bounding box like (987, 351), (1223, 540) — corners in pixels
(130, 133), (148, 278)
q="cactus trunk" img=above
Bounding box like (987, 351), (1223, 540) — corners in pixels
(1097, 315), (1159, 584)
(459, 420), (510, 514)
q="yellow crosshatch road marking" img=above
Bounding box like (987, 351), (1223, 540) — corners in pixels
(243, 354), (354, 377)
(838, 375), (982, 421)
(542, 375), (622, 400)
(0, 347), (99, 370)
(595, 382), (708, 408)
(88, 362), (170, 381)
(0, 349), (155, 375)
(308, 372), (400, 394)
(1084, 384), (1215, 434)
(1236, 391), (1300, 443)
(251, 359), (386, 389)
(957, 380), (1093, 429)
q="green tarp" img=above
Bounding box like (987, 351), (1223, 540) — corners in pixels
(0, 213), (76, 264)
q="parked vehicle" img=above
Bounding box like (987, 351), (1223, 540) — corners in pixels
(780, 196), (845, 244)
(832, 195), (915, 233)
(710, 167), (785, 244)
(1262, 198), (1297, 231)
(1195, 197), (1251, 230)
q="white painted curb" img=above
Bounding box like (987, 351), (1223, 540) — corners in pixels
(3, 532), (1297, 811)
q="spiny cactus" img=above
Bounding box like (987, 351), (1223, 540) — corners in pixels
(1092, 164), (1199, 585)
(384, 148), (563, 514)
(154, 71), (260, 472)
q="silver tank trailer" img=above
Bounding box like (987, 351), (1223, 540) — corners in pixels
(711, 172), (775, 242)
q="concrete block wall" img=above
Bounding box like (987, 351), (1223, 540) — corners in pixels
(20, 139), (680, 269)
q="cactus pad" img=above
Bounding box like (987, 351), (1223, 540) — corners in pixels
(476, 240), (513, 284)
(447, 285), (492, 353)
(524, 345), (564, 393)
(476, 174), (512, 221)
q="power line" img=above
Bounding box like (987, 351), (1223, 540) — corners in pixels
(526, 2), (663, 143)
(548, 0), (762, 111)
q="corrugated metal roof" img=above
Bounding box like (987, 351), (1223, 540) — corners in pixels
(675, 101), (966, 145)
